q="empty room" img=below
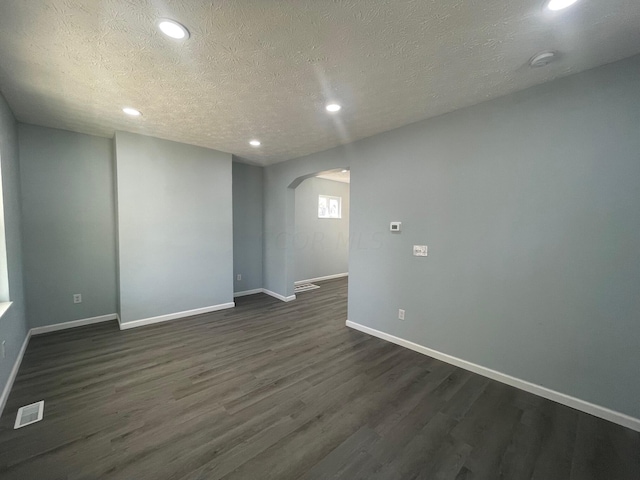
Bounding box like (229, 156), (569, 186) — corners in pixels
(0, 1), (639, 479)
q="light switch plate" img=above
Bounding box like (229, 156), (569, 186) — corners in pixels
(413, 245), (428, 256)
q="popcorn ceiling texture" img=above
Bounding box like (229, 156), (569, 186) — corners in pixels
(0, 0), (639, 165)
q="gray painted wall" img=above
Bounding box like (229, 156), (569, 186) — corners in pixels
(0, 94), (28, 399)
(264, 166), (350, 297)
(263, 55), (640, 419)
(18, 125), (117, 327)
(115, 132), (233, 323)
(232, 161), (263, 293)
(294, 177), (349, 282)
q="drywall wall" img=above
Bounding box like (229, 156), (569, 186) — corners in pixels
(0, 94), (28, 404)
(18, 125), (117, 327)
(294, 177), (349, 282)
(263, 55), (640, 420)
(232, 161), (263, 293)
(115, 132), (233, 324)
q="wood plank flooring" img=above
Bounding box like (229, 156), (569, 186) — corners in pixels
(0, 278), (638, 479)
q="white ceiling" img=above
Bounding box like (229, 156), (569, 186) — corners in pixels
(0, 1), (639, 166)
(317, 170), (351, 184)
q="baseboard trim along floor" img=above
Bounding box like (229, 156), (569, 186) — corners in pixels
(294, 272), (348, 285)
(345, 319), (640, 433)
(235, 273), (349, 300)
(119, 302), (236, 330)
(233, 288), (264, 297)
(262, 289), (296, 302)
(30, 313), (118, 336)
(234, 288), (296, 302)
(0, 332), (31, 418)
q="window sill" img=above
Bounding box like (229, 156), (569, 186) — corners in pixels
(0, 301), (13, 320)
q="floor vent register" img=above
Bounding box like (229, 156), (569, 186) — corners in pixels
(14, 400), (44, 429)
(294, 283), (320, 293)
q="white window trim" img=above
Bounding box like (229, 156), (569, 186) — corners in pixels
(0, 301), (12, 320)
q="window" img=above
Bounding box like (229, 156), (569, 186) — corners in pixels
(318, 195), (341, 219)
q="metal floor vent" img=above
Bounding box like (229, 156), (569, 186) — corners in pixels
(14, 400), (45, 429)
(294, 283), (320, 293)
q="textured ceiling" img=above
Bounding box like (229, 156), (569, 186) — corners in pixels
(0, 1), (639, 165)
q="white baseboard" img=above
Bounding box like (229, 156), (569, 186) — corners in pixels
(31, 314), (118, 336)
(263, 289), (296, 302)
(345, 320), (640, 433)
(295, 272), (348, 285)
(0, 330), (31, 418)
(119, 302), (235, 330)
(235, 288), (297, 302)
(234, 288), (264, 297)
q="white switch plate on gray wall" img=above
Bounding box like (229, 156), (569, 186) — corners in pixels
(413, 245), (428, 256)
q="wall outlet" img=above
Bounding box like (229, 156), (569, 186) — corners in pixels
(236, 274), (242, 281)
(1, 340), (5, 359)
(73, 294), (82, 304)
(398, 309), (405, 320)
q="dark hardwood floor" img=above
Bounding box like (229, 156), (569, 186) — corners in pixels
(0, 277), (638, 479)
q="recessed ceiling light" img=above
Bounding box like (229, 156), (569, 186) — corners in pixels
(341, 169), (348, 173)
(326, 103), (342, 113)
(157, 19), (190, 40)
(546, 0), (579, 11)
(122, 107), (142, 116)
(249, 140), (261, 147)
